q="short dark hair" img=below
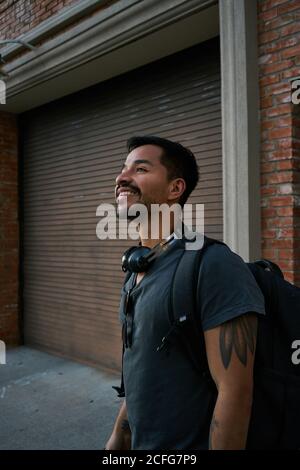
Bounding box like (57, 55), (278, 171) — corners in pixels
(127, 135), (199, 205)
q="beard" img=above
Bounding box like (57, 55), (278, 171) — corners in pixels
(116, 194), (153, 221)
(117, 205), (139, 221)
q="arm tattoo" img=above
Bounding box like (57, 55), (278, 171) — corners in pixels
(209, 415), (219, 450)
(219, 315), (257, 369)
(121, 419), (130, 432)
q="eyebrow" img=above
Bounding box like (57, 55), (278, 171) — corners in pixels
(121, 159), (154, 170)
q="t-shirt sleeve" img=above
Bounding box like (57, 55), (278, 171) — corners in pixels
(197, 244), (266, 331)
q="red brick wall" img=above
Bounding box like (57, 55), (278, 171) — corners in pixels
(0, 0), (80, 40)
(258, 0), (300, 285)
(0, 112), (19, 345)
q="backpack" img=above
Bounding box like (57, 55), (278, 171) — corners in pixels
(166, 236), (300, 450)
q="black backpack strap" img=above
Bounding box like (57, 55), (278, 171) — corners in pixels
(112, 339), (126, 398)
(167, 236), (225, 375)
(112, 270), (135, 398)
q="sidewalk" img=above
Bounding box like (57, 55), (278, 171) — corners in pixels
(0, 346), (122, 450)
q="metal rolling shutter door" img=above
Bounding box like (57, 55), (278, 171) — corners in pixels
(21, 38), (222, 371)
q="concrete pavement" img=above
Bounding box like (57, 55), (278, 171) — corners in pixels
(0, 346), (123, 450)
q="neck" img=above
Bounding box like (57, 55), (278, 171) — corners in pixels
(139, 214), (181, 248)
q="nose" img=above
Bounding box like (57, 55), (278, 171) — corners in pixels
(115, 168), (132, 187)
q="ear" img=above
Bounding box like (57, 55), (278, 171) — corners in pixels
(168, 178), (186, 203)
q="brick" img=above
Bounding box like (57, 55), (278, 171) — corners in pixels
(261, 248), (277, 259)
(277, 160), (294, 170)
(276, 116), (293, 127)
(259, 74), (281, 88)
(278, 182), (293, 194)
(277, 138), (292, 149)
(261, 141), (276, 151)
(259, 30), (280, 44)
(270, 239), (293, 248)
(262, 228), (277, 238)
(262, 171), (293, 184)
(270, 217), (293, 228)
(265, 103), (291, 117)
(278, 0), (300, 15)
(277, 259), (294, 270)
(261, 59), (294, 74)
(276, 207), (294, 217)
(259, 7), (278, 22)
(260, 37), (299, 55)
(261, 129), (270, 142)
(263, 160), (279, 172)
(259, 0), (292, 11)
(261, 120), (275, 131)
(262, 218), (270, 230)
(268, 82), (292, 95)
(284, 68), (300, 80)
(261, 187), (277, 197)
(259, 52), (280, 65)
(269, 196), (294, 206)
(261, 96), (274, 108)
(281, 44), (300, 59)
(274, 92), (292, 104)
(281, 22), (300, 37)
(269, 127), (292, 139)
(261, 207), (278, 217)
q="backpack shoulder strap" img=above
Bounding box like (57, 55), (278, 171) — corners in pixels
(170, 235), (225, 374)
(112, 271), (135, 398)
(112, 340), (126, 398)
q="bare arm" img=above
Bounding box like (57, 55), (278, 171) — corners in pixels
(204, 313), (257, 449)
(105, 400), (131, 450)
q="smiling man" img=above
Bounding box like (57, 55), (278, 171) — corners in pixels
(105, 136), (265, 450)
(115, 138), (188, 244)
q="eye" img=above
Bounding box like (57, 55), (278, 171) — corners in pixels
(136, 167), (147, 173)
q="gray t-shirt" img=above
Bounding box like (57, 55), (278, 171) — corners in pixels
(119, 240), (265, 450)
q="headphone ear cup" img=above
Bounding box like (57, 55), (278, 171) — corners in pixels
(127, 246), (151, 273)
(122, 246), (152, 273)
(122, 247), (139, 272)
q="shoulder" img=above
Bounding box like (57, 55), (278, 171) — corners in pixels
(196, 241), (266, 330)
(200, 241), (246, 275)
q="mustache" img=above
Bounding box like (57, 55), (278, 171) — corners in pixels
(116, 184), (140, 195)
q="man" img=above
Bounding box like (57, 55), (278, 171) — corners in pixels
(105, 136), (265, 450)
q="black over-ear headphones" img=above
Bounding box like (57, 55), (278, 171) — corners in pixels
(121, 235), (180, 273)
